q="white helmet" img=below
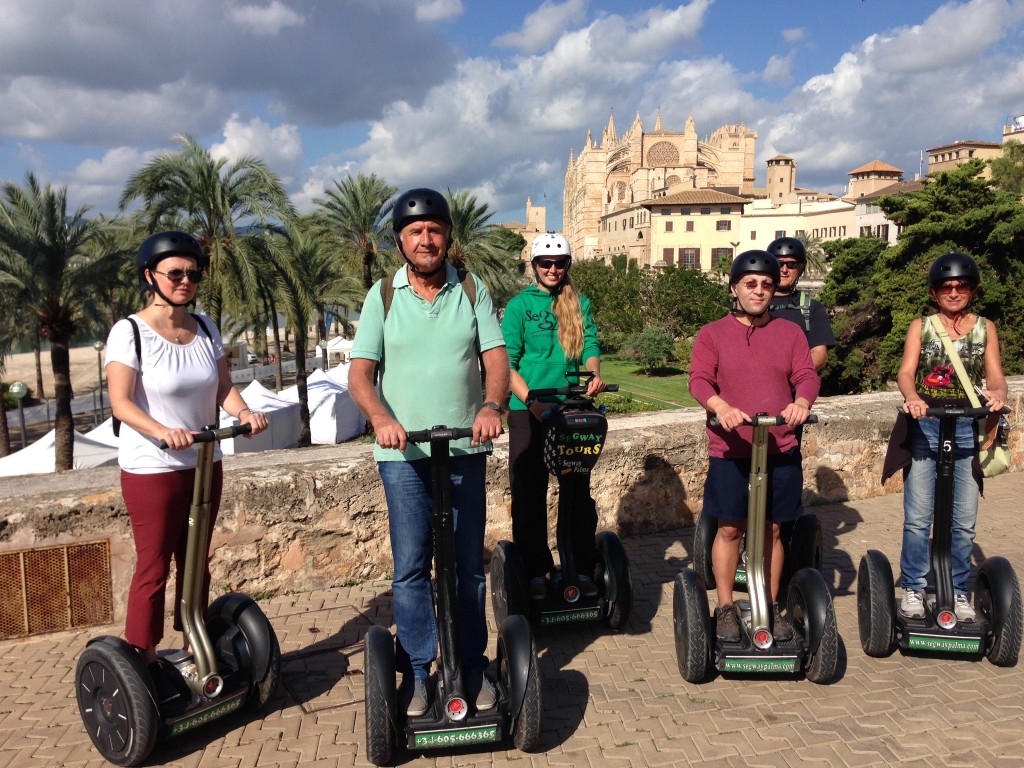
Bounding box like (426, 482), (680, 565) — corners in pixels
(530, 233), (572, 266)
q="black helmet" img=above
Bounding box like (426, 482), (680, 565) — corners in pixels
(392, 188), (452, 233)
(929, 252), (980, 288)
(730, 250), (780, 286)
(137, 230), (206, 284)
(766, 236), (806, 265)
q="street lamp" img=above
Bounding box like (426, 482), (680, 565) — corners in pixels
(93, 341), (106, 423)
(8, 381), (28, 450)
(318, 340), (329, 371)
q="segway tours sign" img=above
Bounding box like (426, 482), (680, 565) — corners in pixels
(543, 409), (608, 476)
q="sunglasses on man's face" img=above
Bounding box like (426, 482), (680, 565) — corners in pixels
(536, 259), (568, 270)
(154, 268), (203, 284)
(777, 260), (801, 271)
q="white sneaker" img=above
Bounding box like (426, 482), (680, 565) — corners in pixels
(900, 588), (925, 618)
(954, 594), (976, 622)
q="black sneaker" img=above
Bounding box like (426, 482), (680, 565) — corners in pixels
(529, 576), (547, 601)
(577, 575), (599, 598)
(148, 660), (187, 706)
(716, 603), (741, 642)
(772, 602), (794, 642)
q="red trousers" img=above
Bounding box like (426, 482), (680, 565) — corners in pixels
(121, 464), (223, 650)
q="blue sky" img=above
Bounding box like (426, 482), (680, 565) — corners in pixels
(2, 0), (1024, 231)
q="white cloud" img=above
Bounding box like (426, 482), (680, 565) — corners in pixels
(226, 1), (305, 36)
(493, 0), (587, 53)
(210, 115), (303, 184)
(782, 27), (804, 43)
(763, 52), (793, 87)
(414, 0), (463, 22)
(761, 0), (1024, 191)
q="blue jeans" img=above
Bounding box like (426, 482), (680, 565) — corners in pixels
(378, 453), (488, 683)
(900, 417), (978, 595)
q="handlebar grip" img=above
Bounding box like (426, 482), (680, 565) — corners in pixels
(923, 405), (1010, 419)
(708, 414), (820, 428)
(405, 426), (476, 444)
(158, 423), (252, 449)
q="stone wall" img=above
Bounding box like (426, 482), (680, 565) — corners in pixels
(2, 381), (1022, 624)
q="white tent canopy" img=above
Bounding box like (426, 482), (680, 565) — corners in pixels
(0, 429), (118, 477)
(219, 379), (301, 454)
(278, 365), (365, 444)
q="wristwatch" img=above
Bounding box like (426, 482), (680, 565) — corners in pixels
(482, 401), (506, 414)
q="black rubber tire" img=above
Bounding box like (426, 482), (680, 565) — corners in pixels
(783, 514), (822, 590)
(490, 540), (528, 626)
(787, 569), (839, 684)
(856, 550), (895, 658)
(498, 621), (542, 752)
(75, 639), (159, 767)
(672, 569), (711, 683)
(597, 531), (633, 630)
(692, 512), (716, 588)
(978, 562), (1024, 667)
(364, 626), (397, 767)
(245, 630), (281, 711)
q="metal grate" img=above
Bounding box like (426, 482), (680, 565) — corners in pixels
(0, 541), (112, 640)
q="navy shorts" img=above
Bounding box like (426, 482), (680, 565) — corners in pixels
(702, 448), (803, 524)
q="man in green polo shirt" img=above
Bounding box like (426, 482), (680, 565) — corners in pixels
(349, 187), (510, 719)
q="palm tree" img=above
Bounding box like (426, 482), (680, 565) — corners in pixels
(0, 173), (114, 470)
(446, 190), (525, 307)
(313, 173), (397, 290)
(119, 134), (295, 325)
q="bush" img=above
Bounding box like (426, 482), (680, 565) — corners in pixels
(597, 392), (661, 415)
(622, 327), (675, 375)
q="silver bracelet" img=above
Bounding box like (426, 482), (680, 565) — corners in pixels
(238, 407), (253, 418)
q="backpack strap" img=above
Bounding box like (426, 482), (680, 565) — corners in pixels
(797, 290), (811, 333)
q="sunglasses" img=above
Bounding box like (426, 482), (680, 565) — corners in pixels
(777, 260), (801, 271)
(738, 279), (775, 292)
(154, 268), (203, 284)
(935, 281), (975, 295)
(536, 259), (568, 270)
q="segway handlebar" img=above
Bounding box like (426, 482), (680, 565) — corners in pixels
(708, 413), (822, 427)
(527, 383), (619, 402)
(922, 405), (1011, 419)
(158, 423), (252, 449)
(405, 426), (476, 443)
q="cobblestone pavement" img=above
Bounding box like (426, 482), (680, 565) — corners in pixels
(3, 473), (1024, 767)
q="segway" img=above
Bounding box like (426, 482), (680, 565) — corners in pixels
(363, 426), (542, 766)
(490, 376), (632, 632)
(858, 405), (1023, 665)
(673, 414), (838, 684)
(75, 424), (281, 766)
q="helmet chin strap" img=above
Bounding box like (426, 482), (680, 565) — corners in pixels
(403, 254), (446, 279)
(147, 279), (193, 308)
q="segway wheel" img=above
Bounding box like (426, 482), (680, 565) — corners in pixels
(691, 512), (716, 588)
(75, 637), (159, 767)
(497, 615), (542, 752)
(856, 550), (895, 658)
(206, 593), (282, 710)
(787, 568), (838, 684)
(783, 514), (822, 590)
(596, 531), (633, 630)
(364, 626), (397, 766)
(672, 569), (711, 683)
(490, 539), (528, 627)
(977, 556), (1024, 667)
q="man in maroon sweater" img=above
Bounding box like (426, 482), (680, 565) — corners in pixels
(688, 250), (820, 642)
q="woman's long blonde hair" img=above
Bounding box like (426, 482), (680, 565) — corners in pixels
(551, 276), (584, 361)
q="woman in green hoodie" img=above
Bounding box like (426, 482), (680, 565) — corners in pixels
(502, 233), (607, 600)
